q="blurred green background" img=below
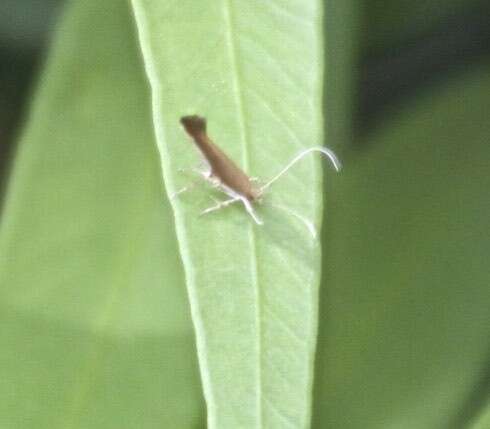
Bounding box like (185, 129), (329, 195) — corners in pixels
(2, 0), (490, 170)
(1, 1), (489, 428)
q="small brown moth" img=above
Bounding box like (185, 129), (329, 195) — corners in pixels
(178, 115), (341, 230)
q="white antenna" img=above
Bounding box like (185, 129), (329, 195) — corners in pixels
(269, 203), (318, 238)
(260, 146), (341, 192)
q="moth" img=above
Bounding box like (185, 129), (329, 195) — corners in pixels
(176, 115), (341, 233)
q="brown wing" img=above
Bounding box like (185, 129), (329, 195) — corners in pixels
(180, 115), (260, 200)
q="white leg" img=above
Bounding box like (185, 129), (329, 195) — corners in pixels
(175, 170), (263, 225)
(216, 184), (264, 226)
(240, 197), (263, 225)
(177, 164), (210, 178)
(200, 197), (240, 215)
(201, 196), (263, 225)
(171, 180), (199, 199)
(172, 165), (214, 200)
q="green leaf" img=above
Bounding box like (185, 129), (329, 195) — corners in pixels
(471, 401), (490, 429)
(314, 63), (490, 428)
(130, 0), (326, 427)
(0, 0), (204, 427)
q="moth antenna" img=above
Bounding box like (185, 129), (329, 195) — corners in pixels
(260, 146), (341, 192)
(269, 203), (317, 239)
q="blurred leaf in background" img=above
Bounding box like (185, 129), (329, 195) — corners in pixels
(0, 0), (203, 427)
(0, 0), (63, 192)
(315, 61), (490, 429)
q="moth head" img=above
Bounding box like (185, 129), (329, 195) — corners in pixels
(180, 115), (206, 138)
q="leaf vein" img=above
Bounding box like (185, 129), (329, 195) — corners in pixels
(247, 86), (304, 150)
(264, 396), (297, 428)
(223, 1), (263, 427)
(264, 304), (306, 346)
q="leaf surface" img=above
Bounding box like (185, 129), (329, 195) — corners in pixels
(131, 0), (326, 427)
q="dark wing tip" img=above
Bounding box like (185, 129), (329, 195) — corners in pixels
(180, 115), (206, 136)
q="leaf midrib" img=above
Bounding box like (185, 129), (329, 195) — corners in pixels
(222, 0), (263, 426)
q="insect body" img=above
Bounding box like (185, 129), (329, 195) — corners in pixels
(180, 115), (261, 202)
(178, 115), (341, 230)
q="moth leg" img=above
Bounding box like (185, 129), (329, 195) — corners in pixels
(178, 157), (210, 174)
(239, 197), (263, 225)
(204, 175), (222, 188)
(217, 184), (264, 225)
(177, 165), (209, 178)
(200, 196), (240, 215)
(172, 165), (214, 199)
(170, 179), (200, 199)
